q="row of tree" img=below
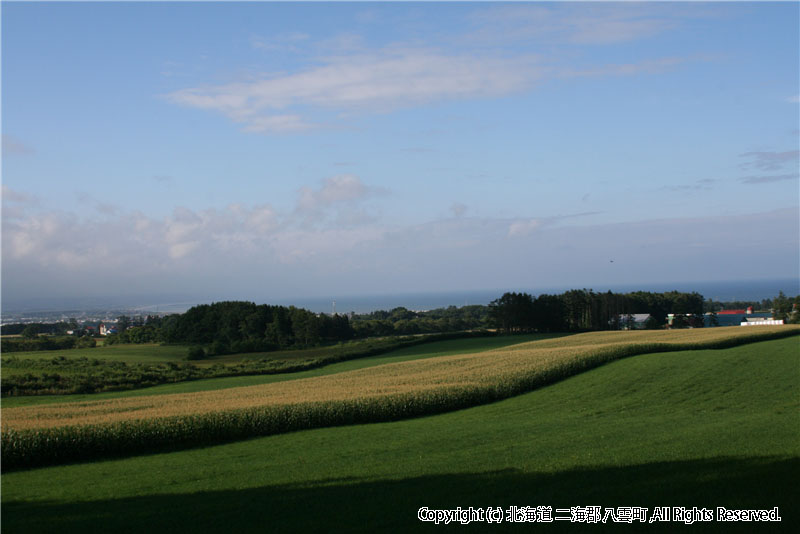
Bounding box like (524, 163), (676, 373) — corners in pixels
(6, 290), (796, 355)
(1, 335), (96, 353)
(118, 302), (491, 353)
(153, 302), (354, 353)
(152, 290), (708, 351)
(1, 321), (78, 337)
(350, 305), (489, 338)
(488, 289), (706, 333)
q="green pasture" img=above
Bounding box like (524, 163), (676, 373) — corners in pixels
(2, 334), (554, 408)
(3, 334), (515, 365)
(3, 336), (797, 532)
(3, 343), (188, 363)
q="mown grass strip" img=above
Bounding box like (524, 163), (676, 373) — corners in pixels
(2, 327), (797, 470)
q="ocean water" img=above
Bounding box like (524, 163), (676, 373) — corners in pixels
(4, 278), (797, 317)
(270, 278), (799, 315)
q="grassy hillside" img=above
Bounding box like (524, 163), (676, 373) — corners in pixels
(3, 326), (797, 469)
(3, 336), (797, 532)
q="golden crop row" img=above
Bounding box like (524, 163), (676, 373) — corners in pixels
(4, 326), (797, 433)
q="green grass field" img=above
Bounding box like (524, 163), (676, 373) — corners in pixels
(1, 334), (553, 408)
(3, 336), (797, 532)
(4, 343), (190, 363)
(6, 334), (545, 364)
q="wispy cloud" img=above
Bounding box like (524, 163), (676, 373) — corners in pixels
(739, 150), (799, 171)
(465, 3), (685, 46)
(2, 134), (34, 155)
(250, 32), (310, 52)
(739, 174), (799, 185)
(661, 178), (717, 192)
(167, 49), (543, 132)
(559, 57), (686, 79)
(241, 114), (318, 134)
(2, 185), (36, 205)
(76, 192), (120, 216)
(507, 211), (601, 237)
(163, 3), (705, 135)
(166, 3), (699, 137)
(167, 47), (688, 134)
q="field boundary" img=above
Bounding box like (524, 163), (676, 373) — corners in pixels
(1, 331), (499, 397)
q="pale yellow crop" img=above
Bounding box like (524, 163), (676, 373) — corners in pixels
(3, 326), (796, 432)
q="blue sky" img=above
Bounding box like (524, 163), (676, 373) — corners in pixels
(2, 1), (799, 306)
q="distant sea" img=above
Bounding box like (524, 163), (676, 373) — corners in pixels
(282, 278), (800, 314)
(3, 278), (798, 317)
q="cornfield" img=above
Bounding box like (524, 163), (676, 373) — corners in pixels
(3, 326), (797, 470)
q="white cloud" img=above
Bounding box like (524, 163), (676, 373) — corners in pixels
(2, 197), (798, 303)
(508, 218), (543, 237)
(246, 205), (279, 233)
(298, 175), (370, 210)
(164, 207), (203, 244)
(788, 95), (800, 103)
(168, 40), (689, 134)
(167, 49), (543, 132)
(294, 174), (386, 229)
(1, 175), (391, 278)
(168, 241), (200, 260)
(164, 3), (704, 135)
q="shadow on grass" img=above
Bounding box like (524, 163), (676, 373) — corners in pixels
(3, 456), (797, 533)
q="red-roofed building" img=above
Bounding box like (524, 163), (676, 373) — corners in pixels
(718, 307), (753, 315)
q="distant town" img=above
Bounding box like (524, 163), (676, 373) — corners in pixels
(0, 309), (167, 328)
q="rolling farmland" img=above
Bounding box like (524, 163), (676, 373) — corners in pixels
(2, 331), (798, 532)
(3, 326), (797, 470)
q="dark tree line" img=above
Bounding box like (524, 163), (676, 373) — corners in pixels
(488, 289), (706, 333)
(156, 301), (355, 355)
(704, 299), (771, 313)
(1, 321), (78, 336)
(156, 301), (490, 355)
(7, 290), (794, 356)
(1, 335), (96, 353)
(349, 305), (489, 337)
